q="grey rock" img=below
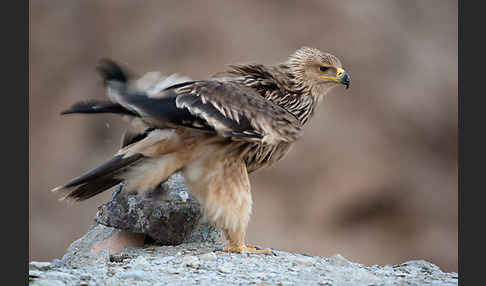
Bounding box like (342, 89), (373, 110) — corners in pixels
(59, 173), (222, 269)
(217, 263), (232, 274)
(181, 255), (200, 269)
(29, 261), (52, 271)
(167, 267), (181, 274)
(33, 171), (457, 285)
(152, 256), (175, 265)
(31, 279), (66, 286)
(290, 255), (316, 266)
(328, 253), (352, 267)
(29, 242), (458, 285)
(95, 172), (222, 245)
(60, 223), (115, 268)
(130, 256), (151, 270)
(199, 252), (217, 261)
(116, 270), (147, 280)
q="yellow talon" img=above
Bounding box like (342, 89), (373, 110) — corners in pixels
(222, 244), (276, 255)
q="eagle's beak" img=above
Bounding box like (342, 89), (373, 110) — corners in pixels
(337, 68), (350, 89)
(320, 67), (350, 89)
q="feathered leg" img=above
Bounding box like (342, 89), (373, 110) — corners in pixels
(183, 154), (273, 255)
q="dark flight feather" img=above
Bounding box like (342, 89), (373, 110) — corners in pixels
(62, 154), (144, 189)
(63, 177), (123, 202)
(97, 58), (130, 85)
(60, 100), (138, 116)
(121, 127), (155, 148)
(54, 153), (145, 201)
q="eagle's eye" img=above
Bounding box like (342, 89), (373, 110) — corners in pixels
(319, 66), (329, 72)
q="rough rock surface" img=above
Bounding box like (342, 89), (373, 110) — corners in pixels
(30, 241), (458, 286)
(95, 172), (222, 245)
(31, 187), (458, 285)
(32, 169), (457, 285)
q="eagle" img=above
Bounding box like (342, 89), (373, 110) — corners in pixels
(52, 47), (350, 254)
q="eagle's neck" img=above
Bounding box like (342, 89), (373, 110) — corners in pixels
(265, 89), (316, 125)
(271, 64), (319, 125)
(227, 64), (318, 125)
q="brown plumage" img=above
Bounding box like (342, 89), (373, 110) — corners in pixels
(52, 47), (350, 254)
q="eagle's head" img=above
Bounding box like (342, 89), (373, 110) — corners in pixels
(287, 47), (350, 99)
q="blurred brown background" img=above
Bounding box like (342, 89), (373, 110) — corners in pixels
(29, 1), (457, 272)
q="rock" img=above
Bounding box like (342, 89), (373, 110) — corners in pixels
(95, 172), (222, 245)
(32, 167), (457, 285)
(59, 172), (222, 269)
(29, 242), (458, 285)
(31, 279), (66, 286)
(130, 256), (151, 270)
(181, 255), (200, 269)
(29, 261), (52, 271)
(116, 270), (147, 280)
(60, 224), (113, 268)
(217, 263), (232, 274)
(199, 252), (217, 261)
(152, 256), (175, 265)
(290, 255), (316, 266)
(167, 267), (181, 274)
(60, 223), (144, 268)
(328, 253), (352, 267)
(104, 277), (121, 286)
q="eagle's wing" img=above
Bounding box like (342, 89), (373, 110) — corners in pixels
(172, 80), (303, 144)
(100, 61), (303, 145)
(110, 79), (303, 145)
(64, 59), (303, 145)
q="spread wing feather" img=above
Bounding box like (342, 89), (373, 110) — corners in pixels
(108, 78), (303, 144)
(64, 59), (303, 145)
(173, 80), (302, 144)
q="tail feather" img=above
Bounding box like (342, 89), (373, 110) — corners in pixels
(60, 177), (122, 202)
(52, 153), (145, 201)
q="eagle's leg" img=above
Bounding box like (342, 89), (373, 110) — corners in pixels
(215, 188), (274, 255)
(183, 156), (274, 255)
(222, 230), (275, 255)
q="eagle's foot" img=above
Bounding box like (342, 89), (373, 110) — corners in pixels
(220, 244), (276, 255)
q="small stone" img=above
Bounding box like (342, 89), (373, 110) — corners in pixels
(218, 264), (232, 274)
(178, 190), (189, 202)
(291, 256), (316, 266)
(255, 272), (268, 280)
(131, 256), (151, 270)
(117, 270), (146, 280)
(328, 254), (351, 267)
(44, 271), (76, 281)
(181, 255), (200, 269)
(153, 256), (175, 265)
(199, 252), (217, 261)
(167, 268), (181, 274)
(105, 277), (121, 286)
(51, 258), (64, 268)
(29, 261), (52, 271)
(278, 282), (295, 286)
(34, 279), (66, 286)
(29, 270), (43, 278)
